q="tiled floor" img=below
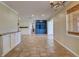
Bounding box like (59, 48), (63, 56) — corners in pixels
(5, 35), (75, 57)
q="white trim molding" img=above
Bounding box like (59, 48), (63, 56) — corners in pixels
(55, 39), (79, 57)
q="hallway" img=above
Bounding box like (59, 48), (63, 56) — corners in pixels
(0, 1), (79, 57)
(5, 35), (75, 57)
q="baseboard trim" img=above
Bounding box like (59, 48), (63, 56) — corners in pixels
(55, 39), (79, 57)
(1, 41), (21, 57)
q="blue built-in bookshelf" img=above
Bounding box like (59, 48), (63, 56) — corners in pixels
(35, 20), (47, 34)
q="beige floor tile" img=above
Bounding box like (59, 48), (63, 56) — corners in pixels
(5, 35), (75, 57)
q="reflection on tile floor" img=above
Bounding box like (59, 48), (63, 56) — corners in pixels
(5, 35), (75, 57)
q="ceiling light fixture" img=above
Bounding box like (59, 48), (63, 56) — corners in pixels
(32, 14), (34, 17)
(41, 14), (45, 16)
(50, 1), (65, 8)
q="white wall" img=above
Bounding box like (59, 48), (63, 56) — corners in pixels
(19, 19), (33, 35)
(0, 2), (21, 56)
(47, 19), (54, 39)
(47, 19), (53, 35)
(47, 19), (54, 48)
(53, 2), (79, 56)
(19, 24), (32, 35)
(0, 2), (18, 34)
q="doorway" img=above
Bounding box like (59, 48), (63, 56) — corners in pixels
(35, 20), (47, 34)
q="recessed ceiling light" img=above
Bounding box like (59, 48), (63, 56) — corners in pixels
(32, 14), (34, 17)
(41, 14), (45, 16)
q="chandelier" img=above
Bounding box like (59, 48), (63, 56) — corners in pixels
(50, 1), (65, 8)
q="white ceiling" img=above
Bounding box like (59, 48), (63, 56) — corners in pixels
(3, 1), (70, 21)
